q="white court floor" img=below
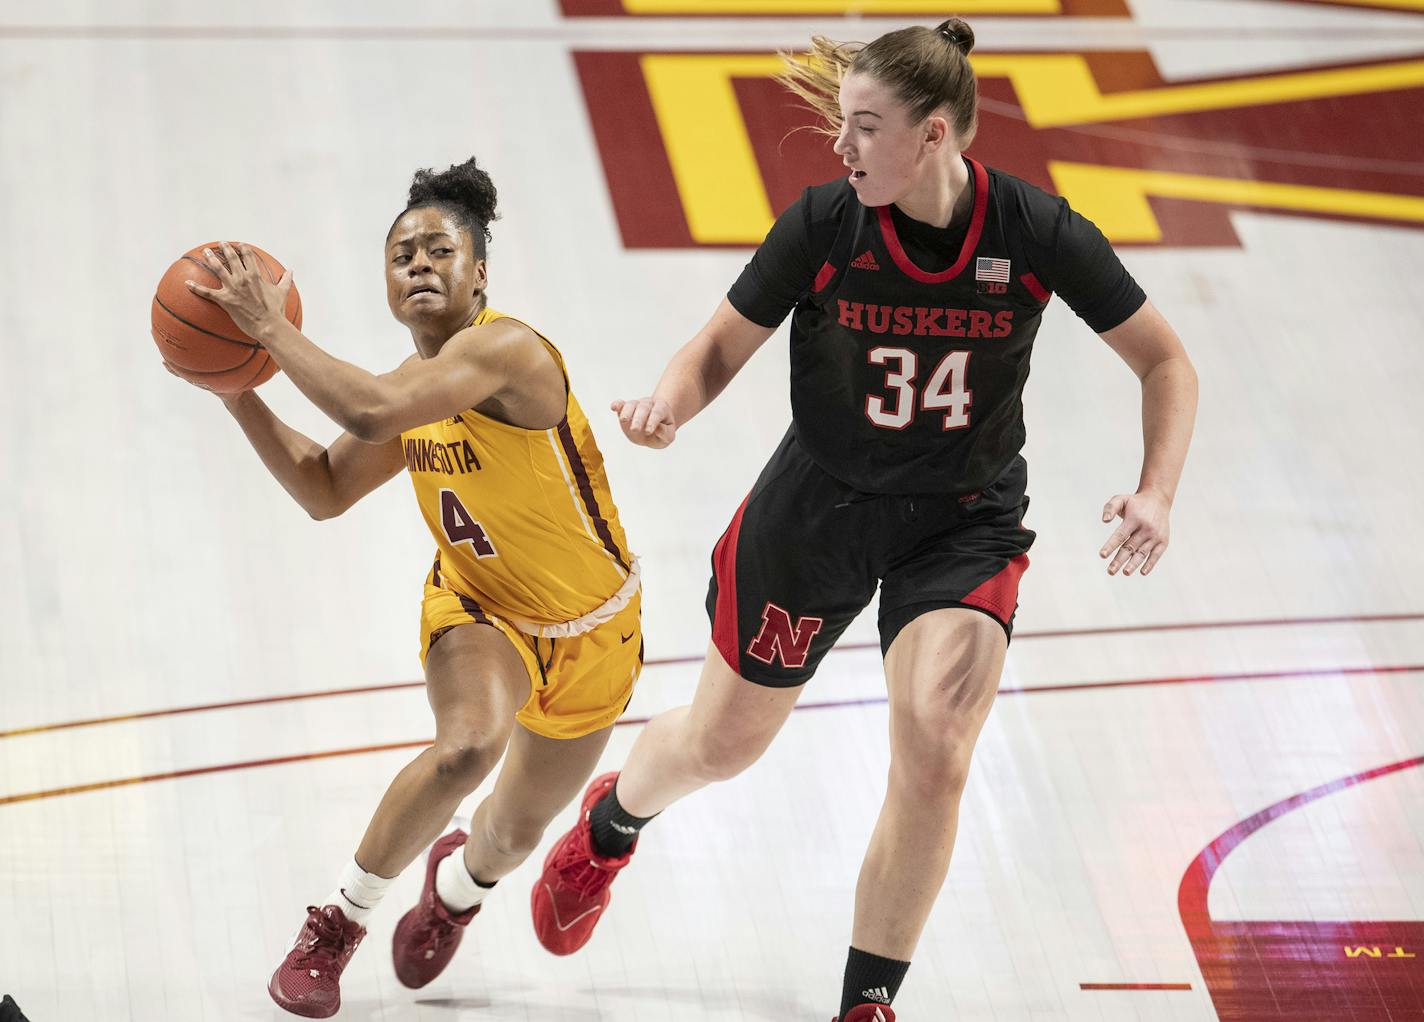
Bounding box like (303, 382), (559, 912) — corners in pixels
(3, 2), (1424, 1021)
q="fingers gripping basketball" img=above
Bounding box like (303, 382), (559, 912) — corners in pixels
(151, 241), (302, 393)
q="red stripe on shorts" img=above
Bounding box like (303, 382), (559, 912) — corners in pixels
(711, 494), (752, 671)
(960, 554), (1030, 624)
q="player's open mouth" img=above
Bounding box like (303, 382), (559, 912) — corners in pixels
(406, 287), (441, 300)
(850, 170), (867, 181)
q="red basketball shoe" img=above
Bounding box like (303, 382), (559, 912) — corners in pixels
(267, 904), (366, 1018)
(531, 771), (636, 955)
(837, 1005), (896, 1022)
(392, 828), (481, 988)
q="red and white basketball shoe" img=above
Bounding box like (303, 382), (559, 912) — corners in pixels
(392, 828), (481, 988)
(267, 904), (366, 1018)
(837, 1004), (896, 1022)
(531, 771), (636, 955)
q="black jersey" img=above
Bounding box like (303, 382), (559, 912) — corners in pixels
(727, 158), (1146, 496)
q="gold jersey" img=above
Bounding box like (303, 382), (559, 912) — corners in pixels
(400, 306), (635, 629)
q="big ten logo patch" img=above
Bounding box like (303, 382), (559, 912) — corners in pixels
(572, 50), (1424, 249)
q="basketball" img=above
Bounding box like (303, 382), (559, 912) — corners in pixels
(151, 241), (302, 393)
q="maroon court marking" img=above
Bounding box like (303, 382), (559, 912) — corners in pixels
(4, 612), (1419, 740)
(4, 664), (1422, 807)
(1080, 982), (1193, 990)
(1179, 755), (1424, 1020)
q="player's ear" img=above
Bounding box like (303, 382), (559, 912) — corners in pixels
(923, 114), (950, 150)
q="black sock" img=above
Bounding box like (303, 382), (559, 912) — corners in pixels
(588, 779), (657, 858)
(839, 946), (910, 1019)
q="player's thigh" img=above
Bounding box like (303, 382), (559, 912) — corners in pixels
(683, 640), (804, 757)
(883, 607), (1006, 768)
(424, 621), (532, 741)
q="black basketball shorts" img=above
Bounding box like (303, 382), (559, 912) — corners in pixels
(704, 428), (1036, 687)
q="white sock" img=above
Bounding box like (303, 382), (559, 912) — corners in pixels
(326, 859), (395, 926)
(434, 843), (495, 914)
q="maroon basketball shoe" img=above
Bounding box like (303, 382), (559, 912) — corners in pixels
(267, 904), (366, 1018)
(392, 828), (481, 988)
(837, 1005), (896, 1022)
(531, 771), (636, 955)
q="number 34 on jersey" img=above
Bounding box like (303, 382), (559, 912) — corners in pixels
(866, 347), (973, 432)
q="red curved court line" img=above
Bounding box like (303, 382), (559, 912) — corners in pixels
(1080, 983), (1193, 990)
(1178, 752), (1424, 937)
(4, 612), (1419, 740)
(5, 664), (1422, 808)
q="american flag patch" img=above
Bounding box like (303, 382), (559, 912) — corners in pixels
(975, 257), (1011, 283)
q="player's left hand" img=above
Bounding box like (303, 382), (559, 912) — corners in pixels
(186, 241), (293, 341)
(1099, 488), (1171, 576)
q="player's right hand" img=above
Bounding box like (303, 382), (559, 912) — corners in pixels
(611, 397), (676, 449)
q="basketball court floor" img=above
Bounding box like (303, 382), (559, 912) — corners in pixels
(3, 2), (1423, 1019)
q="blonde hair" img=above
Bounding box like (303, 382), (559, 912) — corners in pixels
(776, 18), (978, 148)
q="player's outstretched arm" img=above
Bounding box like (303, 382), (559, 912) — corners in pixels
(1096, 298), (1198, 577)
(186, 241), (523, 444)
(611, 297), (775, 449)
(218, 390), (405, 520)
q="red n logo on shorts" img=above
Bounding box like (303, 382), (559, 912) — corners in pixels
(745, 602), (824, 669)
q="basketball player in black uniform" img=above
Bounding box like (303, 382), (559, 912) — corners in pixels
(532, 18), (1197, 1021)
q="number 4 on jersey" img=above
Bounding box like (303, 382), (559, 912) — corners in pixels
(439, 489), (497, 558)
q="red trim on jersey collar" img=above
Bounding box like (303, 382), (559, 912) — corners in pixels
(876, 157), (988, 285)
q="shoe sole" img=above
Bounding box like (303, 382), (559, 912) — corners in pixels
(267, 976), (336, 1019)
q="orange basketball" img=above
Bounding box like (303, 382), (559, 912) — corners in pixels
(151, 241), (302, 394)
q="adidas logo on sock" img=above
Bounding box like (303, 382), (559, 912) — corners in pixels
(862, 985), (891, 1003)
(609, 821), (639, 834)
(851, 250), (880, 271)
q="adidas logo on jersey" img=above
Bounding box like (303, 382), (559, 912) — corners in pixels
(851, 250), (880, 271)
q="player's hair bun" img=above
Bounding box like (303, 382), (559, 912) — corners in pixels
(935, 17), (975, 56)
(407, 156), (500, 246)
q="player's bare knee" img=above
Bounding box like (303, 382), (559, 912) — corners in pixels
(430, 739), (502, 792)
(891, 735), (976, 801)
(687, 728), (765, 783)
(891, 697), (986, 797)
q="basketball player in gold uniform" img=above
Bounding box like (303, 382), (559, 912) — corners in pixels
(178, 158), (640, 1017)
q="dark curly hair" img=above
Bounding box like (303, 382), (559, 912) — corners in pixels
(392, 156), (500, 259)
